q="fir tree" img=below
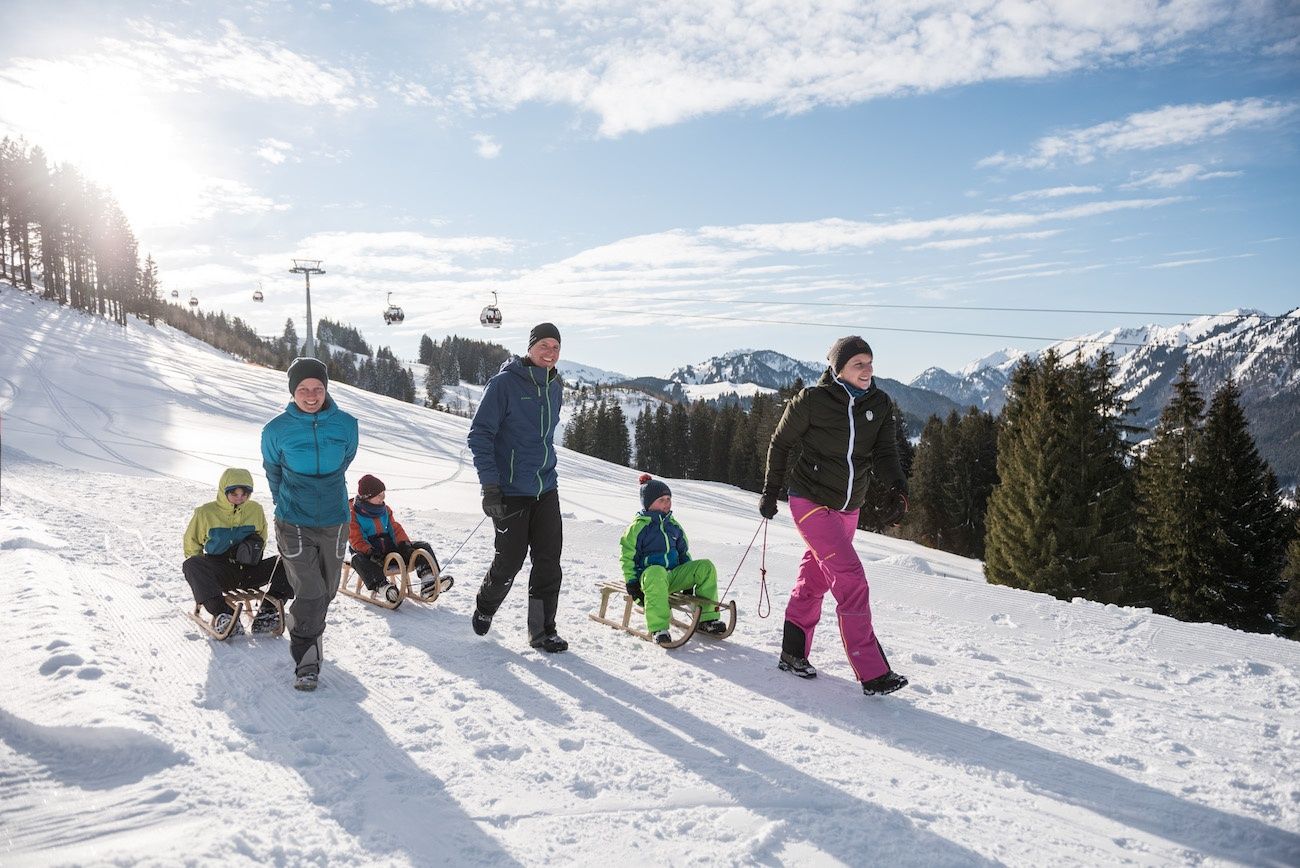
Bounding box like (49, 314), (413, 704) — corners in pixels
(282, 318), (299, 358)
(424, 361), (443, 407)
(418, 334), (434, 366)
(1135, 363), (1208, 613)
(1278, 515), (1300, 640)
(1194, 378), (1290, 632)
(984, 352), (1136, 602)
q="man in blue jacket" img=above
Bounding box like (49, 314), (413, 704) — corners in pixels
(261, 357), (359, 690)
(467, 322), (567, 652)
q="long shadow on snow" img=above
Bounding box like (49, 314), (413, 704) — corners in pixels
(202, 650), (518, 866)
(525, 652), (993, 867)
(673, 639), (1300, 865)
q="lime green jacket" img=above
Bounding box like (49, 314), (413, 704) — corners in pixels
(183, 468), (268, 559)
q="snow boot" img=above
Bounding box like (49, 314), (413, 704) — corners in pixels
(422, 575), (454, 597)
(294, 672), (319, 692)
(653, 629), (673, 646)
(698, 619), (727, 636)
(251, 608), (281, 635)
(530, 631), (569, 653)
(471, 608), (492, 636)
(861, 671), (909, 696)
(380, 583), (402, 605)
(214, 612), (245, 639)
(778, 652), (817, 679)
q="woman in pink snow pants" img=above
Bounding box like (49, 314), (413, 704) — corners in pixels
(758, 335), (911, 696)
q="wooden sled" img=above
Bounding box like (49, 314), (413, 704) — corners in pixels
(338, 548), (453, 611)
(188, 589), (285, 640)
(590, 581), (737, 649)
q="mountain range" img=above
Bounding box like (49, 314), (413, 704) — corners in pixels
(575, 310), (1297, 486)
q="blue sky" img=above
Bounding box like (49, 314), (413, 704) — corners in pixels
(2, 1), (1297, 381)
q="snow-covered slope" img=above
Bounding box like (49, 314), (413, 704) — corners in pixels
(1, 286), (1298, 866)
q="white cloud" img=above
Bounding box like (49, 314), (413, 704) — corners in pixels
(255, 138), (295, 165)
(1007, 185), (1103, 201)
(1144, 253), (1256, 269)
(981, 98), (1296, 169)
(473, 133), (502, 159)
(1119, 162), (1245, 188)
(383, 0), (1272, 137)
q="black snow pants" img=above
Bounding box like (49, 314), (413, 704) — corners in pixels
(182, 554), (293, 617)
(475, 487), (563, 642)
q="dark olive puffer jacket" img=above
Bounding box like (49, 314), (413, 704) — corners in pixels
(763, 370), (905, 512)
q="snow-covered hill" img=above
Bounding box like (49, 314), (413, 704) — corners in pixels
(1, 285), (1298, 866)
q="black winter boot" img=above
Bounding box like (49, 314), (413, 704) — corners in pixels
(861, 671), (909, 695)
(778, 652), (817, 678)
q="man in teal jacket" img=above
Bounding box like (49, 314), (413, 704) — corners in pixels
(261, 357), (358, 691)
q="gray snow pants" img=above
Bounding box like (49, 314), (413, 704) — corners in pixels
(275, 520), (347, 677)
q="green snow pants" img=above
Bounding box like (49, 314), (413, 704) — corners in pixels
(641, 559), (719, 632)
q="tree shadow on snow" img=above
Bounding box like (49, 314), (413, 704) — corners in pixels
(202, 649), (519, 866)
(673, 639), (1300, 865)
(526, 653), (994, 867)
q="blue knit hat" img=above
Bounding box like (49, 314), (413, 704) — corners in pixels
(639, 473), (671, 511)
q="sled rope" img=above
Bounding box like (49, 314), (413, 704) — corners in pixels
(440, 515), (488, 572)
(722, 519), (771, 619)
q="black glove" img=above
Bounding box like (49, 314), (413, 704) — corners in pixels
(481, 484), (509, 519)
(626, 579), (644, 604)
(758, 489), (779, 520)
(878, 481), (909, 527)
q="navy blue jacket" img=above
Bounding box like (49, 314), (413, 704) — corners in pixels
(620, 510), (692, 583)
(468, 357), (562, 497)
(261, 396), (359, 527)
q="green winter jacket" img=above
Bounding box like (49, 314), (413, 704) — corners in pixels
(183, 468), (268, 558)
(763, 369), (905, 512)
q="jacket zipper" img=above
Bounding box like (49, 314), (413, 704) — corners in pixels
(835, 379), (855, 510)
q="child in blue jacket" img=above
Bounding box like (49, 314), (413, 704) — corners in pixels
(619, 475), (725, 645)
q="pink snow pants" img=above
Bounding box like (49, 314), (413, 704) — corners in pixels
(786, 495), (890, 682)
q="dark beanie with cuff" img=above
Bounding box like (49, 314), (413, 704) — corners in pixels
(528, 322), (561, 349)
(287, 356), (329, 394)
(357, 474), (385, 499)
(639, 473), (671, 511)
(827, 335), (874, 375)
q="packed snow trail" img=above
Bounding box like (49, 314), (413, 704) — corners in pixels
(1, 288), (1298, 866)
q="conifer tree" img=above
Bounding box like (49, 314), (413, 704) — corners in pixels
(1277, 515), (1300, 640)
(907, 415), (950, 548)
(418, 334), (434, 366)
(424, 361), (443, 407)
(1135, 363), (1208, 613)
(984, 352), (1135, 602)
(282, 319), (299, 358)
(1194, 378), (1290, 632)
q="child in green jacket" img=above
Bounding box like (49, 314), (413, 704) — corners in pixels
(619, 475), (725, 645)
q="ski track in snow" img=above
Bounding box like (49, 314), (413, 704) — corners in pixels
(1, 288), (1299, 866)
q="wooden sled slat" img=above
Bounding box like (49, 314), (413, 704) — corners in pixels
(590, 581), (737, 649)
(188, 589), (285, 639)
(338, 549), (454, 610)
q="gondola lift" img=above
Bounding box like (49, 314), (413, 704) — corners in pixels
(253, 282), (264, 303)
(188, 296), (199, 308)
(383, 291), (405, 325)
(479, 291), (502, 329)
(170, 289), (179, 298)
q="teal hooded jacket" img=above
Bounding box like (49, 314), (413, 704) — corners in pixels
(260, 396), (358, 527)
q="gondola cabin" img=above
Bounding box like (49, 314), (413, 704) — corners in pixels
(253, 290), (264, 302)
(188, 296), (199, 308)
(480, 291), (502, 328)
(383, 292), (404, 325)
(171, 290), (179, 298)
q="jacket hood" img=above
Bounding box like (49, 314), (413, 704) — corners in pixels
(215, 467), (255, 512)
(816, 368), (875, 403)
(503, 355), (560, 385)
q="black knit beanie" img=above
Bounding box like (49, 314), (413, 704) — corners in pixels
(827, 336), (873, 375)
(528, 322), (561, 349)
(287, 356), (329, 394)
(639, 473), (671, 511)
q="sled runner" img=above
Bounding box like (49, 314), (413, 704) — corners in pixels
(589, 581), (737, 649)
(188, 590), (285, 640)
(339, 548), (454, 610)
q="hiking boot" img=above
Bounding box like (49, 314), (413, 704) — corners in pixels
(294, 672), (319, 692)
(777, 652), (817, 678)
(861, 671), (909, 696)
(379, 584), (402, 605)
(251, 608), (281, 635)
(214, 612), (244, 639)
(415, 562), (434, 579)
(530, 631), (569, 653)
(653, 629), (673, 646)
(421, 575), (454, 597)
(471, 608), (492, 636)
(697, 619), (727, 636)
